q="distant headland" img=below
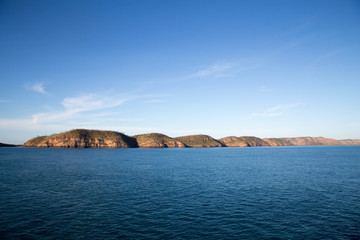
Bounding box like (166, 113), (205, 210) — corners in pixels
(21, 129), (360, 148)
(0, 142), (19, 147)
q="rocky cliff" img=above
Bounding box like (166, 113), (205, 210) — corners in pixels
(175, 135), (224, 148)
(133, 133), (186, 148)
(264, 137), (348, 146)
(339, 139), (360, 145)
(23, 129), (360, 148)
(24, 129), (138, 148)
(238, 136), (270, 147)
(218, 136), (249, 147)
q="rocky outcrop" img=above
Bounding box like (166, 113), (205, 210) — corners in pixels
(24, 129), (138, 148)
(339, 139), (360, 145)
(264, 137), (343, 146)
(238, 136), (270, 147)
(218, 136), (249, 147)
(133, 133), (186, 148)
(175, 135), (224, 148)
(22, 129), (360, 148)
(263, 138), (292, 146)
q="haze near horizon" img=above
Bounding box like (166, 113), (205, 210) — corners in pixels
(1, 0), (360, 144)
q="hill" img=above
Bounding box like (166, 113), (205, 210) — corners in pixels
(0, 142), (18, 147)
(218, 136), (249, 147)
(236, 136), (270, 147)
(175, 135), (224, 148)
(264, 137), (349, 146)
(23, 129), (138, 148)
(133, 133), (186, 148)
(22, 129), (360, 148)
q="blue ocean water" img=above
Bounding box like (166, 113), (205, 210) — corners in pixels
(0, 146), (359, 239)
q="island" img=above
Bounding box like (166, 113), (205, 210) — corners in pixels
(0, 142), (19, 147)
(22, 129), (360, 148)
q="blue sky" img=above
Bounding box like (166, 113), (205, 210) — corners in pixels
(1, 0), (360, 144)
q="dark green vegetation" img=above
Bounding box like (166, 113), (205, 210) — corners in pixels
(23, 129), (360, 148)
(0, 142), (18, 147)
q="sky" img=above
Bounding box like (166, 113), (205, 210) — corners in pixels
(1, 0), (360, 144)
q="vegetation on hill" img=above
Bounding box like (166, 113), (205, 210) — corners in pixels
(24, 129), (138, 148)
(22, 129), (360, 148)
(0, 142), (18, 147)
(263, 138), (293, 146)
(218, 136), (249, 147)
(238, 136), (270, 147)
(133, 133), (186, 148)
(175, 135), (224, 148)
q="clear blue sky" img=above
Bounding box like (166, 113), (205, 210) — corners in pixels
(1, 0), (360, 144)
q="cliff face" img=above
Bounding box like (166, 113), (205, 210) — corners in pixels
(238, 136), (270, 147)
(339, 139), (360, 145)
(175, 135), (224, 148)
(263, 138), (292, 146)
(264, 137), (342, 146)
(24, 129), (138, 148)
(133, 133), (186, 148)
(218, 136), (249, 147)
(23, 129), (360, 148)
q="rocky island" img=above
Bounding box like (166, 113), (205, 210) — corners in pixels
(22, 129), (360, 148)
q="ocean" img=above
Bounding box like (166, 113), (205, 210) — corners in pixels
(0, 146), (359, 239)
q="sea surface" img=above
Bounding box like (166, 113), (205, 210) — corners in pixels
(0, 146), (359, 239)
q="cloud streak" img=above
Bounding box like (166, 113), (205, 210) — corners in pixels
(32, 94), (129, 125)
(187, 62), (254, 79)
(250, 103), (301, 118)
(29, 82), (47, 94)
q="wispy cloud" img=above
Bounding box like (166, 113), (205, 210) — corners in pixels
(307, 48), (346, 72)
(187, 62), (254, 79)
(26, 82), (48, 94)
(0, 99), (7, 103)
(144, 99), (165, 103)
(250, 103), (301, 118)
(32, 94), (129, 124)
(24, 82), (48, 94)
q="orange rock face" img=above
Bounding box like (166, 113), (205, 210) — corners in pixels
(175, 135), (224, 148)
(23, 129), (360, 148)
(218, 136), (249, 147)
(133, 133), (186, 148)
(24, 129), (138, 148)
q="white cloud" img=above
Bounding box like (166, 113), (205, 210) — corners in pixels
(0, 99), (7, 103)
(250, 103), (301, 118)
(32, 94), (129, 124)
(307, 48), (344, 72)
(187, 62), (253, 79)
(144, 99), (165, 103)
(0, 119), (34, 129)
(31, 82), (47, 94)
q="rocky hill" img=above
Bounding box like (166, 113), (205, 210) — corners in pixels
(174, 135), (224, 148)
(133, 133), (186, 148)
(22, 129), (360, 148)
(24, 129), (138, 148)
(238, 136), (270, 147)
(218, 136), (249, 147)
(264, 137), (344, 146)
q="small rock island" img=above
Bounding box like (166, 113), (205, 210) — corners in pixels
(22, 129), (360, 148)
